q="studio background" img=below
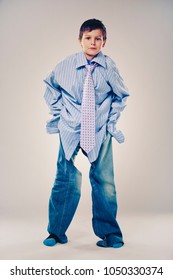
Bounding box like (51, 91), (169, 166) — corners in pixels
(0, 0), (173, 260)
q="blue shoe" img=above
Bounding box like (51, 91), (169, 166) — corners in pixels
(43, 234), (67, 247)
(96, 234), (124, 248)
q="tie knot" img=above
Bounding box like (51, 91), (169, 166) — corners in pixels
(86, 63), (97, 72)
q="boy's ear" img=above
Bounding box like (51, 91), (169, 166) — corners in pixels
(78, 38), (83, 47)
(102, 40), (106, 47)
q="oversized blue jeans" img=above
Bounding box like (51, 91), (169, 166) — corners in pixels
(47, 133), (123, 244)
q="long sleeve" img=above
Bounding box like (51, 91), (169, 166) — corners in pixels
(43, 70), (62, 134)
(106, 57), (129, 143)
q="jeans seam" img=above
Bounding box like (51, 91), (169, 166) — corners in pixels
(58, 183), (70, 236)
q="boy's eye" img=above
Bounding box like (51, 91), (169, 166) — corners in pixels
(84, 36), (102, 41)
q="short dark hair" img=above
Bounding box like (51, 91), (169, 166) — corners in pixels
(79, 18), (107, 41)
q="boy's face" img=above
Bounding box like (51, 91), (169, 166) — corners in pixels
(79, 29), (106, 60)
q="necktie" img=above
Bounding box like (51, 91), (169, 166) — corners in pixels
(80, 63), (97, 153)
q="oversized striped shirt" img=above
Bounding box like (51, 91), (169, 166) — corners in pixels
(44, 51), (129, 163)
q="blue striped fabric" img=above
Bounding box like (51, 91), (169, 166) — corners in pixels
(44, 51), (129, 163)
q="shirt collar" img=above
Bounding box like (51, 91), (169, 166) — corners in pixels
(76, 51), (106, 69)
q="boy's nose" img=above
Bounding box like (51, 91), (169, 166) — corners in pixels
(91, 39), (96, 45)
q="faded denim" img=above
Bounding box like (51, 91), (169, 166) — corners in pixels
(47, 133), (123, 244)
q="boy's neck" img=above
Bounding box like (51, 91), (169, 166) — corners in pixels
(84, 51), (100, 62)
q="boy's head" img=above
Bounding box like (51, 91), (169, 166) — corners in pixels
(79, 19), (107, 60)
(79, 19), (107, 41)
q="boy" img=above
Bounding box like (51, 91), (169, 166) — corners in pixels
(43, 19), (129, 248)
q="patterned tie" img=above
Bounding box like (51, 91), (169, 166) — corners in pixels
(80, 63), (97, 153)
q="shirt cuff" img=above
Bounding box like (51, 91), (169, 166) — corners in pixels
(107, 124), (125, 143)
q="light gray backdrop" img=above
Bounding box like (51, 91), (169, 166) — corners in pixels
(0, 0), (173, 244)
